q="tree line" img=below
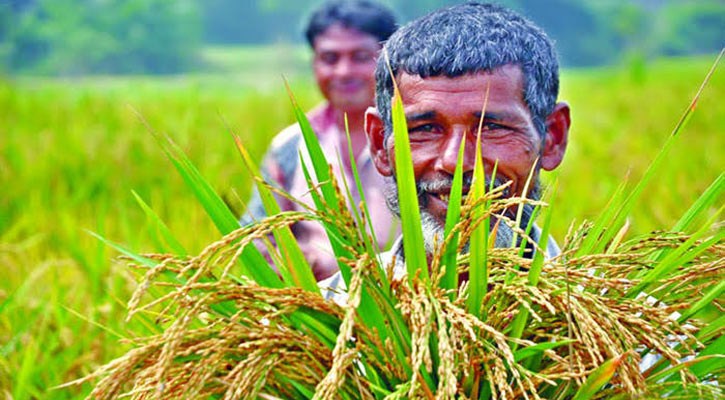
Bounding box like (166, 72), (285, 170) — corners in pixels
(1, 0), (722, 75)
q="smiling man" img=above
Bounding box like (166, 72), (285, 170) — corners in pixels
(365, 2), (570, 261)
(243, 1), (398, 281)
(321, 2), (570, 295)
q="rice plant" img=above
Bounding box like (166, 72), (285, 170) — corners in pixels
(66, 54), (724, 399)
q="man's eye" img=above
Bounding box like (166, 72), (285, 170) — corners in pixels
(409, 124), (437, 133)
(319, 53), (339, 65)
(483, 122), (506, 130)
(352, 51), (374, 63)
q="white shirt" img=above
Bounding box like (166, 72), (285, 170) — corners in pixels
(319, 224), (561, 305)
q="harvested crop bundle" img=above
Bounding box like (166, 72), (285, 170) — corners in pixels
(69, 52), (724, 399)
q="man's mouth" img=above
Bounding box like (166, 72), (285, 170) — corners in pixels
(427, 187), (470, 205)
(332, 79), (364, 92)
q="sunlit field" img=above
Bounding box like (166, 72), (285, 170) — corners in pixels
(1, 54), (722, 398)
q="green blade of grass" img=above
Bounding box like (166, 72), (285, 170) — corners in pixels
(510, 181), (558, 348)
(131, 190), (187, 255)
(685, 335), (725, 379)
(86, 229), (157, 268)
(343, 115), (383, 258)
(671, 172), (724, 233)
(510, 161), (538, 249)
(677, 278), (725, 323)
(284, 80), (343, 219)
(143, 124), (282, 288)
(334, 144), (391, 294)
(284, 82), (360, 289)
(572, 353), (627, 400)
(467, 84), (491, 317)
(441, 137), (467, 295)
(513, 339), (575, 362)
(575, 175), (630, 257)
(151, 129), (240, 235)
(86, 230), (248, 319)
(591, 50), (722, 255)
(529, 180), (557, 286)
(389, 75), (428, 285)
(645, 173), (725, 263)
(233, 135), (318, 292)
(298, 138), (409, 367)
(517, 203), (540, 259)
(627, 205), (724, 298)
(646, 354), (725, 383)
(60, 304), (128, 340)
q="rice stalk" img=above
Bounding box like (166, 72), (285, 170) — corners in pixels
(72, 56), (724, 399)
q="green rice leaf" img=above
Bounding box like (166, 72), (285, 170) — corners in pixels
(145, 125), (283, 288)
(131, 190), (187, 256)
(572, 353), (627, 400)
(677, 278), (725, 323)
(233, 135), (318, 292)
(514, 339), (575, 361)
(299, 137), (407, 364)
(529, 180), (556, 286)
(86, 230), (157, 268)
(686, 335), (725, 379)
(672, 172), (725, 236)
(646, 354), (725, 383)
(575, 176), (629, 257)
(441, 137), (466, 294)
(645, 173), (725, 263)
(510, 182), (558, 347)
(343, 115), (384, 260)
(510, 161), (538, 248)
(153, 131), (240, 235)
(283, 80), (339, 213)
(390, 75), (428, 285)
(592, 51), (721, 255)
(467, 84), (491, 317)
(285, 81), (358, 288)
(628, 205), (724, 297)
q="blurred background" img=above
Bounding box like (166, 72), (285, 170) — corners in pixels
(1, 0), (724, 75)
(1, 1), (723, 398)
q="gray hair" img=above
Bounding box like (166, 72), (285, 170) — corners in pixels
(375, 2), (559, 142)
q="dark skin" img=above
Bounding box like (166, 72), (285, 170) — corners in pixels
(312, 23), (381, 163)
(365, 65), (570, 227)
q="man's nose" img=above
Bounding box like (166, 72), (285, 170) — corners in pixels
(436, 127), (475, 175)
(333, 57), (353, 76)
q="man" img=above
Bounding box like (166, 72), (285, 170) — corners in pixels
(243, 1), (398, 281)
(320, 2), (570, 296)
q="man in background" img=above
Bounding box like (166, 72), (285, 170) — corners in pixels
(243, 1), (398, 280)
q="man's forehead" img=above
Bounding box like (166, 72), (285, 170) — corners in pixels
(393, 65), (527, 110)
(313, 24), (381, 52)
(395, 64), (524, 92)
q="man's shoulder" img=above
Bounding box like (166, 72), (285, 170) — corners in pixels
(268, 102), (331, 151)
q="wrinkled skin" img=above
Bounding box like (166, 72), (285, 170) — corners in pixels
(365, 66), (570, 250)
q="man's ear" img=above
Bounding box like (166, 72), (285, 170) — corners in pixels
(540, 101), (570, 171)
(365, 107), (393, 176)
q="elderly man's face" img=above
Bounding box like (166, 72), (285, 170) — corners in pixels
(366, 65), (569, 248)
(313, 24), (380, 112)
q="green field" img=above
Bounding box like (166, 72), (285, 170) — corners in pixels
(1, 55), (723, 398)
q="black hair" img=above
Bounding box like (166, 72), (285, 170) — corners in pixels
(305, 0), (397, 47)
(376, 2), (559, 141)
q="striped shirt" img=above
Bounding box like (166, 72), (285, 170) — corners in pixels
(241, 102), (398, 280)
